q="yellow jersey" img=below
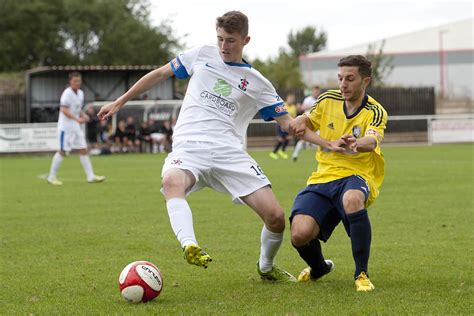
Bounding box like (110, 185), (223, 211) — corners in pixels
(306, 90), (388, 205)
(285, 102), (297, 118)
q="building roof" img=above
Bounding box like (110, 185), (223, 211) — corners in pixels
(302, 18), (473, 60)
(27, 65), (160, 75)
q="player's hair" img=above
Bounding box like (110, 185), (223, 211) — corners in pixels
(68, 71), (81, 80)
(216, 11), (249, 37)
(337, 55), (372, 78)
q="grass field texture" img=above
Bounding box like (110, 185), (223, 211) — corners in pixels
(1, 144), (473, 315)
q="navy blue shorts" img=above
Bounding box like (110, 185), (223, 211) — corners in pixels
(290, 175), (370, 242)
(277, 126), (289, 138)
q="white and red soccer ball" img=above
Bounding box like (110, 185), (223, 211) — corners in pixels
(119, 261), (163, 303)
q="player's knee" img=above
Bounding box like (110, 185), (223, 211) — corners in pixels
(343, 191), (365, 213)
(264, 209), (285, 233)
(161, 173), (185, 196)
(291, 227), (312, 247)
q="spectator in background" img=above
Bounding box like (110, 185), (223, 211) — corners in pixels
(85, 105), (100, 154)
(125, 116), (140, 152)
(97, 119), (113, 154)
(99, 119), (112, 144)
(138, 120), (153, 153)
(160, 119), (173, 152)
(150, 119), (173, 153)
(114, 119), (128, 152)
(149, 118), (168, 154)
(269, 93), (297, 159)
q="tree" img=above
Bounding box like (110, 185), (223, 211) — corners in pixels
(0, 0), (69, 71)
(251, 49), (305, 90)
(0, 0), (181, 71)
(60, 0), (181, 65)
(287, 26), (327, 57)
(365, 40), (394, 87)
(251, 26), (327, 90)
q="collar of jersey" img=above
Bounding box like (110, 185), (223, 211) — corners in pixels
(224, 59), (252, 68)
(343, 94), (368, 119)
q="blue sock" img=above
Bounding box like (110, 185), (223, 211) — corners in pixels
(347, 209), (371, 278)
(292, 239), (329, 279)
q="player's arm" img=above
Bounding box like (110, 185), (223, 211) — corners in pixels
(97, 64), (174, 120)
(341, 135), (377, 152)
(288, 114), (312, 137)
(61, 106), (87, 123)
(275, 114), (344, 152)
(342, 106), (387, 153)
(79, 111), (90, 123)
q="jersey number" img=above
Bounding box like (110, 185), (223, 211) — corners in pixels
(250, 165), (265, 176)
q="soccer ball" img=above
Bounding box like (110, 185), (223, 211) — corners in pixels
(119, 261), (163, 303)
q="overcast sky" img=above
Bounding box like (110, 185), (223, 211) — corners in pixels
(150, 0), (472, 60)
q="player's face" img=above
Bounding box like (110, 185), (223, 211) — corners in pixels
(69, 76), (82, 91)
(312, 87), (321, 98)
(216, 27), (250, 63)
(337, 66), (370, 102)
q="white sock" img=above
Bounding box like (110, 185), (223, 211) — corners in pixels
(166, 198), (197, 248)
(292, 140), (304, 159)
(48, 152), (64, 180)
(259, 225), (283, 272)
(80, 155), (95, 181)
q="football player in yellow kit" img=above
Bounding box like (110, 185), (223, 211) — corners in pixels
(289, 55), (387, 291)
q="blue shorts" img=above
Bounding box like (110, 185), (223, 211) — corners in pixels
(277, 126), (289, 138)
(290, 175), (370, 242)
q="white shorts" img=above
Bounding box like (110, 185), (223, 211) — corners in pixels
(161, 141), (271, 204)
(58, 128), (87, 152)
(150, 133), (165, 142)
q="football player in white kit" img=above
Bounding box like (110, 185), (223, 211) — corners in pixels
(47, 72), (105, 185)
(98, 11), (344, 282)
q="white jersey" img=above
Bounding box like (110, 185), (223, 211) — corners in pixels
(302, 95), (317, 111)
(170, 45), (287, 150)
(57, 87), (84, 131)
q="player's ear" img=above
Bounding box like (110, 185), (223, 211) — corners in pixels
(363, 76), (371, 88)
(243, 36), (250, 46)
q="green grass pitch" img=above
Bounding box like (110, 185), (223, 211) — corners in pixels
(1, 144), (472, 315)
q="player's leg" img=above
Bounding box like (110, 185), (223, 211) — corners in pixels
(241, 187), (296, 282)
(340, 176), (374, 291)
(276, 133), (289, 159)
(161, 149), (212, 268)
(280, 135), (290, 157)
(48, 130), (67, 185)
(292, 140), (305, 161)
(269, 136), (282, 159)
(47, 151), (65, 185)
(162, 168), (197, 246)
(290, 187), (335, 281)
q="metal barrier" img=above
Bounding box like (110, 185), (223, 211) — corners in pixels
(247, 113), (474, 145)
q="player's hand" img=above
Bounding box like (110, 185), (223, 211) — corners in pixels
(82, 113), (90, 123)
(325, 139), (347, 152)
(97, 101), (122, 121)
(77, 117), (88, 124)
(340, 134), (358, 152)
(289, 116), (307, 138)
